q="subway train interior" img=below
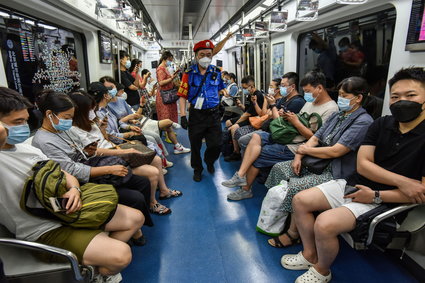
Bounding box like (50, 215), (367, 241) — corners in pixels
(0, 0), (424, 282)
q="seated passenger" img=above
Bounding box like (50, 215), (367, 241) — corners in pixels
(68, 91), (182, 215)
(30, 90), (169, 218)
(221, 72), (239, 107)
(99, 76), (190, 155)
(265, 77), (373, 248)
(237, 72), (306, 153)
(0, 87), (144, 280)
(224, 75), (265, 161)
(283, 67), (425, 283)
(222, 71), (339, 200)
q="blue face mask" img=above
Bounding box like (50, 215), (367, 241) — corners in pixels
(280, 86), (288, 97)
(108, 88), (117, 98)
(166, 60), (172, 67)
(304, 92), (316, 103)
(125, 60), (131, 69)
(242, 89), (249, 96)
(338, 96), (354, 112)
(5, 123), (30, 145)
(50, 114), (73, 131)
(339, 46), (348, 52)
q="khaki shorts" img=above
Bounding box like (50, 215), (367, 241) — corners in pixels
(36, 226), (102, 262)
(317, 179), (379, 218)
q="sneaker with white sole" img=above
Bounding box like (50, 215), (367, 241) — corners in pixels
(174, 144), (190, 154)
(222, 172), (247, 188)
(295, 267), (331, 283)
(281, 251), (314, 270)
(227, 188), (253, 200)
(162, 168), (168, 175)
(165, 160), (174, 168)
(172, 122), (181, 129)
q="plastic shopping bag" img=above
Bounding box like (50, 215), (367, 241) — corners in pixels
(256, 180), (289, 236)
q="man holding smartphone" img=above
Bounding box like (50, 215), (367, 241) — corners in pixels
(178, 40), (227, 182)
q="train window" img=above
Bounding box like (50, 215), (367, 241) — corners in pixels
(0, 9), (88, 102)
(297, 8), (396, 119)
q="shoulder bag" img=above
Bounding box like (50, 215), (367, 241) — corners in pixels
(21, 160), (118, 229)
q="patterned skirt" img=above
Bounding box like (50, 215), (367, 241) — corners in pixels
(265, 160), (333, 213)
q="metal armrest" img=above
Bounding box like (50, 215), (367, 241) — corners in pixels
(0, 238), (84, 282)
(366, 204), (419, 246)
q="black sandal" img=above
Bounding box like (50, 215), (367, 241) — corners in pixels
(268, 232), (300, 248)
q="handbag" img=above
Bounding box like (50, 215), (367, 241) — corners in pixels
(301, 140), (333, 175)
(84, 155), (133, 186)
(21, 160), (118, 229)
(249, 114), (270, 130)
(160, 88), (179, 104)
(269, 112), (323, 145)
(116, 140), (156, 167)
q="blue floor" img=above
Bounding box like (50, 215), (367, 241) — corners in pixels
(122, 128), (418, 283)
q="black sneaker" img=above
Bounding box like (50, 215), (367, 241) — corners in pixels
(207, 163), (215, 174)
(193, 171), (202, 182)
(224, 152), (241, 162)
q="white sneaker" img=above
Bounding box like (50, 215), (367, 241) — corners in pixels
(172, 122), (181, 129)
(165, 160), (174, 168)
(174, 144), (191, 154)
(163, 168), (168, 175)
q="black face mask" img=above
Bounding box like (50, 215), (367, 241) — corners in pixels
(390, 100), (424, 122)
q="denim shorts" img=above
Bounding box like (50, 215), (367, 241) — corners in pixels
(252, 132), (295, 168)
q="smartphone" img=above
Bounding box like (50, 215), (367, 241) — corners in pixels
(88, 139), (100, 147)
(344, 185), (359, 196)
(49, 197), (69, 212)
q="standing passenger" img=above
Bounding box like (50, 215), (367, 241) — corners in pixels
(178, 40), (227, 182)
(119, 51), (140, 109)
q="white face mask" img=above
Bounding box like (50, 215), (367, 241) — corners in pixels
(121, 92), (128, 101)
(198, 57), (212, 69)
(88, 110), (96, 121)
(268, 88), (275, 95)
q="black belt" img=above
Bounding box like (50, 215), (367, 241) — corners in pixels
(190, 105), (219, 112)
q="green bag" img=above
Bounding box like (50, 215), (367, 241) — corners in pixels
(269, 112), (323, 145)
(21, 160), (118, 229)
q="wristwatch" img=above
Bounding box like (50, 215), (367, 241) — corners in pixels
(69, 186), (82, 194)
(373, 191), (382, 204)
(269, 104), (276, 109)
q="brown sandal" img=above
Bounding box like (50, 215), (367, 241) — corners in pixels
(268, 232), (300, 248)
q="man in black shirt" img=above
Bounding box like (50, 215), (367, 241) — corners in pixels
(281, 67), (425, 283)
(119, 50), (140, 108)
(226, 75), (264, 161)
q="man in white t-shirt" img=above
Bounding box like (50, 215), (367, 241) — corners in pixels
(223, 71), (339, 201)
(0, 87), (144, 281)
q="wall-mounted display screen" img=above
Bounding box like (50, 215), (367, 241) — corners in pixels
(98, 30), (112, 63)
(406, 0), (425, 51)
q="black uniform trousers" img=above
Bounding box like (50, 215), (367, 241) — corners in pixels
(188, 105), (222, 173)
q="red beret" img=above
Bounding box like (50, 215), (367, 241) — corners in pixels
(193, 40), (215, 52)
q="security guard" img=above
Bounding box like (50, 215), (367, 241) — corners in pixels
(178, 40), (227, 182)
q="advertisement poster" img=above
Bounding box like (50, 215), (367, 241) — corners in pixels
(269, 11), (288, 32)
(236, 33), (245, 45)
(243, 29), (255, 43)
(272, 42), (284, 79)
(420, 9), (425, 41)
(255, 21), (269, 38)
(98, 31), (112, 63)
(296, 0), (319, 21)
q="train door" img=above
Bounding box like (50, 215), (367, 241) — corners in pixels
(258, 39), (270, 92)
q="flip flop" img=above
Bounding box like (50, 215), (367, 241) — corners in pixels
(159, 189), (183, 200)
(150, 203), (171, 215)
